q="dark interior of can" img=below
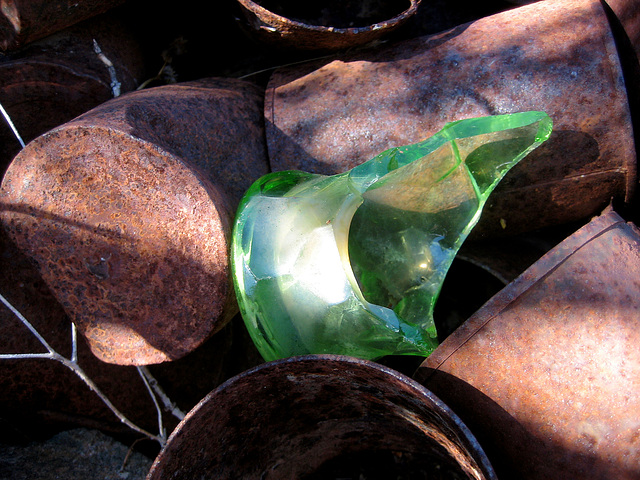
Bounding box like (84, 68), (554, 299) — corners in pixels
(148, 358), (489, 479)
(300, 450), (472, 479)
(255, 0), (413, 28)
(296, 430), (478, 479)
(260, 408), (482, 479)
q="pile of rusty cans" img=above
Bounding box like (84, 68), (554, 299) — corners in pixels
(1, 0), (639, 478)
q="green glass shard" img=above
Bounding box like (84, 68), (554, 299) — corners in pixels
(231, 112), (553, 361)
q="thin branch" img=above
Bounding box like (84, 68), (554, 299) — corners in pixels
(71, 322), (78, 363)
(0, 353), (54, 360)
(56, 355), (164, 444)
(136, 61), (169, 91)
(0, 292), (166, 445)
(120, 437), (146, 472)
(237, 53), (336, 80)
(0, 100), (25, 149)
(139, 366), (186, 421)
(0, 293), (54, 354)
(137, 366), (165, 439)
(92, 39), (121, 97)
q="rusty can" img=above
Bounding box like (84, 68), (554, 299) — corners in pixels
(414, 206), (640, 479)
(147, 355), (496, 479)
(0, 226), (177, 441)
(0, 0), (127, 51)
(0, 12), (146, 175)
(0, 77), (270, 366)
(265, 0), (636, 238)
(235, 0), (421, 51)
(0, 222), (262, 441)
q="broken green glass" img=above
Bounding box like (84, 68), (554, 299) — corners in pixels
(231, 112), (553, 361)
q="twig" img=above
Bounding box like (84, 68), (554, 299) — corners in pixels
(136, 37), (184, 91)
(92, 39), (121, 98)
(136, 61), (170, 91)
(139, 366), (186, 421)
(0, 293), (55, 354)
(237, 53), (336, 80)
(0, 353), (53, 360)
(58, 353), (164, 444)
(137, 366), (165, 440)
(120, 437), (147, 472)
(71, 322), (78, 363)
(0, 100), (25, 149)
(0, 292), (166, 445)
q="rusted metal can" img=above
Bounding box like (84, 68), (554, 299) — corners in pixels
(0, 77), (270, 366)
(147, 355), (496, 479)
(414, 206), (640, 479)
(0, 13), (145, 175)
(265, 0), (636, 238)
(0, 226), (175, 441)
(0, 0), (127, 51)
(235, 0), (421, 51)
(0, 222), (262, 441)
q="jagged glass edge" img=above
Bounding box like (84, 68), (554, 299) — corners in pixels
(348, 111), (553, 193)
(231, 111), (553, 361)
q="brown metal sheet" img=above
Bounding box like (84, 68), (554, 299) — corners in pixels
(266, 0), (636, 238)
(0, 77), (269, 365)
(148, 355), (496, 479)
(414, 206), (640, 479)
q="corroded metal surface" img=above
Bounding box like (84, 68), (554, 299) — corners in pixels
(0, 224), (262, 439)
(148, 355), (496, 479)
(0, 13), (145, 174)
(266, 0), (636, 238)
(0, 228), (175, 440)
(236, 0), (421, 51)
(0, 0), (126, 51)
(414, 206), (640, 479)
(0, 77), (269, 365)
